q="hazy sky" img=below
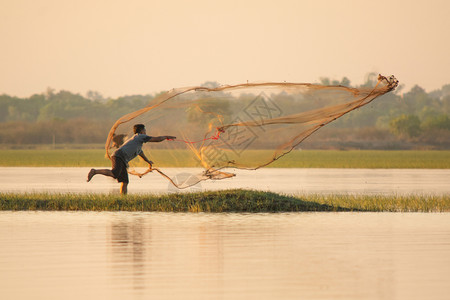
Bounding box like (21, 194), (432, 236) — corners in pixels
(1, 0), (449, 98)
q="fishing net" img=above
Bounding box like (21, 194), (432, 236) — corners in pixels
(105, 74), (398, 188)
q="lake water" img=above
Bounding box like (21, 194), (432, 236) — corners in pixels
(0, 167), (449, 195)
(1, 211), (449, 300)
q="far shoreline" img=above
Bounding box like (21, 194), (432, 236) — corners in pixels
(1, 149), (450, 169)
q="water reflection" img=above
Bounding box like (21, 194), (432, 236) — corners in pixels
(1, 212), (449, 300)
(104, 213), (448, 300)
(108, 215), (228, 296)
(110, 216), (147, 292)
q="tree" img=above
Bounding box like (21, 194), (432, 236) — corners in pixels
(319, 77), (350, 87)
(360, 72), (378, 88)
(86, 90), (105, 102)
(442, 95), (450, 114)
(200, 81), (221, 88)
(340, 77), (351, 87)
(441, 84), (450, 99)
(422, 114), (450, 131)
(319, 77), (330, 86)
(389, 114), (421, 139)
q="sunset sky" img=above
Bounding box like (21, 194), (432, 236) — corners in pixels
(1, 0), (449, 98)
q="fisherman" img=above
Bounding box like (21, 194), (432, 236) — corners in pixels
(87, 124), (176, 194)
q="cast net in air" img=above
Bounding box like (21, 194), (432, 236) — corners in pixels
(105, 74), (398, 188)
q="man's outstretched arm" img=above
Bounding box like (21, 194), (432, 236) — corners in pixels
(139, 152), (153, 166)
(148, 136), (176, 142)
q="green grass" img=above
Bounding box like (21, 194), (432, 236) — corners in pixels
(1, 149), (449, 168)
(0, 149), (107, 167)
(1, 189), (449, 212)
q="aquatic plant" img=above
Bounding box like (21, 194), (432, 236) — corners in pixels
(1, 190), (448, 213)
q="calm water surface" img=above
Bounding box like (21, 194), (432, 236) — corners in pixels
(1, 167), (449, 195)
(1, 211), (449, 300)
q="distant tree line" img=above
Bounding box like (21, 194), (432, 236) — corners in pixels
(0, 88), (153, 123)
(315, 76), (450, 149)
(1, 76), (449, 149)
(0, 89), (154, 146)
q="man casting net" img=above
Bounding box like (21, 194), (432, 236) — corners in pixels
(104, 74), (398, 189)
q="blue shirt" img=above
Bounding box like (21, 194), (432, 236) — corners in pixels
(113, 134), (152, 166)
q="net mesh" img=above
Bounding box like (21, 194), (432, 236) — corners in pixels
(105, 74), (398, 188)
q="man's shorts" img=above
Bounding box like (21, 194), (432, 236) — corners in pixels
(111, 156), (129, 183)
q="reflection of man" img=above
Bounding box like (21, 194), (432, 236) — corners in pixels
(87, 124), (176, 195)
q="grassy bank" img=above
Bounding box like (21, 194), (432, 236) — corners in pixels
(1, 149), (450, 168)
(1, 189), (449, 212)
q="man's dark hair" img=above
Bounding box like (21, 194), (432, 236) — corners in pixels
(133, 124), (146, 134)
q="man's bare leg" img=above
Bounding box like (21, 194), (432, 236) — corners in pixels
(87, 169), (115, 182)
(120, 182), (128, 195)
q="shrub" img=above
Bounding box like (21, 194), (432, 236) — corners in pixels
(389, 114), (421, 139)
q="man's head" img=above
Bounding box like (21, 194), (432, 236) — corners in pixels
(133, 124), (146, 134)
